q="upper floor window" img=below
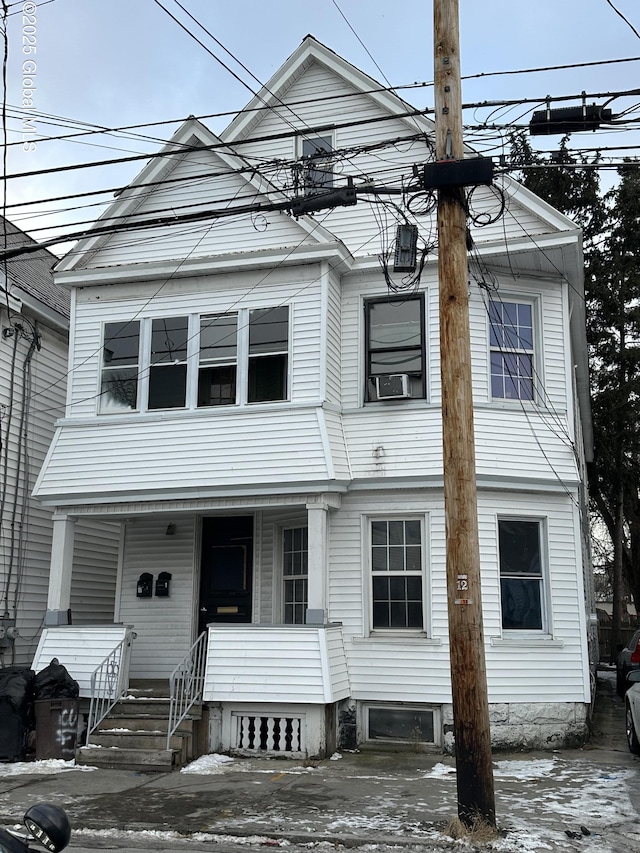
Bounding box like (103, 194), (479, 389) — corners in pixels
(301, 135), (333, 191)
(282, 526), (308, 625)
(198, 313), (238, 406)
(100, 321), (140, 413)
(248, 307), (289, 403)
(149, 317), (188, 409)
(371, 519), (424, 631)
(498, 518), (545, 631)
(489, 300), (534, 401)
(365, 295), (425, 402)
(99, 306), (289, 414)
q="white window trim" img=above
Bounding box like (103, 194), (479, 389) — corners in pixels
(363, 293), (427, 406)
(497, 515), (552, 637)
(487, 294), (543, 404)
(280, 523), (309, 626)
(99, 305), (291, 415)
(362, 513), (430, 638)
(298, 133), (335, 191)
(273, 516), (308, 623)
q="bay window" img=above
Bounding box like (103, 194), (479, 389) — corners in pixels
(99, 305), (289, 414)
(100, 321), (140, 413)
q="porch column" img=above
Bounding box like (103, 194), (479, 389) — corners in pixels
(305, 494), (340, 625)
(45, 513), (76, 626)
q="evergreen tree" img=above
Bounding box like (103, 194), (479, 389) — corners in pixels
(509, 134), (640, 641)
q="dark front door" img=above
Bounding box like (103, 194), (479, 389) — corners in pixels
(199, 516), (253, 633)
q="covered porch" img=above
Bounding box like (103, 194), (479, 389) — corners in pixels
(33, 621), (350, 761)
(37, 491), (350, 759)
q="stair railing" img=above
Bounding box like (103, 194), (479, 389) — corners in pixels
(86, 634), (133, 742)
(167, 631), (207, 751)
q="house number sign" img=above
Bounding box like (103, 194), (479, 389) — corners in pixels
(454, 573), (472, 606)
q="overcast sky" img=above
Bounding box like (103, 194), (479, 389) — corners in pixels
(4, 0), (640, 246)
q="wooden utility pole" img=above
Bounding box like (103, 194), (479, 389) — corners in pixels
(433, 0), (496, 827)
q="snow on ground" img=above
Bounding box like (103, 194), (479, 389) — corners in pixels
(0, 759), (96, 776)
(180, 753), (235, 774)
(2, 749), (639, 852)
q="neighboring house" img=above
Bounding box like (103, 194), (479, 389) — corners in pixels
(0, 218), (119, 667)
(31, 37), (596, 757)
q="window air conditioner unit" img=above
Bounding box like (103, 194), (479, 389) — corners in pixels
(375, 374), (411, 400)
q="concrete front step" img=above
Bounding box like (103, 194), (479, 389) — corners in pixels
(76, 745), (179, 772)
(88, 730), (190, 753)
(78, 680), (204, 770)
(98, 715), (195, 734)
(109, 699), (203, 720)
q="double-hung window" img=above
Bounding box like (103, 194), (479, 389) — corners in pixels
(498, 518), (545, 631)
(100, 321), (141, 413)
(371, 519), (424, 631)
(99, 306), (289, 414)
(365, 295), (425, 402)
(198, 313), (238, 406)
(248, 307), (289, 403)
(282, 526), (308, 625)
(148, 317), (188, 409)
(489, 300), (535, 401)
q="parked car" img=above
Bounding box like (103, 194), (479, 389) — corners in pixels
(616, 629), (640, 696)
(625, 670), (640, 754)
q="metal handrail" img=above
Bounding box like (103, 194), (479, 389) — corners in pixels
(167, 631), (207, 751)
(86, 635), (133, 742)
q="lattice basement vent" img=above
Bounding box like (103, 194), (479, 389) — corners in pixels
(234, 715), (304, 753)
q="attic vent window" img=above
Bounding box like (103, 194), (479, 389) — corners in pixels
(301, 135), (333, 192)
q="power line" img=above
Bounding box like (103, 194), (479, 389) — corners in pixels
(4, 54), (639, 153)
(606, 0), (640, 40)
(6, 85), (640, 184)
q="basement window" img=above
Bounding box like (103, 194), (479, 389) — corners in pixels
(366, 705), (438, 745)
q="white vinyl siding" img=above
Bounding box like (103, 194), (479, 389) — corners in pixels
(118, 516), (196, 679)
(71, 519), (119, 624)
(80, 148), (315, 268)
(203, 624), (350, 704)
(32, 625), (134, 696)
(0, 313), (118, 665)
(326, 489), (587, 706)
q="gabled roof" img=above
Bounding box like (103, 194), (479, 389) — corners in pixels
(1, 217), (69, 327)
(222, 34), (434, 144)
(56, 114), (341, 274)
(55, 34), (583, 283)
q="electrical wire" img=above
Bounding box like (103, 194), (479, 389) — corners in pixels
(605, 0), (640, 40)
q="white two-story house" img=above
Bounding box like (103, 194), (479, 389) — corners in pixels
(31, 36), (596, 760)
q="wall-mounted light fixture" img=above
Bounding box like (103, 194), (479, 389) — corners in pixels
(165, 523), (176, 536)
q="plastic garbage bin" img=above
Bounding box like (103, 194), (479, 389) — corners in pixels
(34, 698), (79, 760)
(0, 667), (35, 762)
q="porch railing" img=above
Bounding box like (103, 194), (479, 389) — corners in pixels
(167, 631), (207, 751)
(86, 635), (133, 742)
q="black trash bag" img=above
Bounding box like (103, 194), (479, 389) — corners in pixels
(34, 658), (79, 700)
(0, 667), (35, 711)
